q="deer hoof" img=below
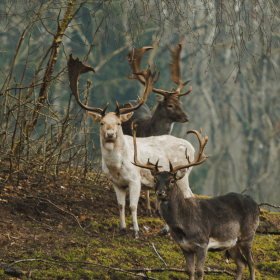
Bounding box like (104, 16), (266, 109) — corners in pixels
(158, 228), (168, 236)
(133, 230), (140, 239)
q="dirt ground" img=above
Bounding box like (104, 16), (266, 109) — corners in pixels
(1, 166), (280, 280)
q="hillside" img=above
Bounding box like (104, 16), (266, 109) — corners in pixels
(0, 168), (280, 279)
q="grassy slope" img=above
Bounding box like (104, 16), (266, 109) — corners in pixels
(0, 171), (280, 280)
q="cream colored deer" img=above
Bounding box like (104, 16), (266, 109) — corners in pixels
(68, 55), (194, 238)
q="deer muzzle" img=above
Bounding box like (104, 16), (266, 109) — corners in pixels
(105, 130), (116, 142)
(156, 190), (166, 198)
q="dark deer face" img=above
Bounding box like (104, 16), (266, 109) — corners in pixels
(159, 96), (188, 123)
(154, 171), (186, 200)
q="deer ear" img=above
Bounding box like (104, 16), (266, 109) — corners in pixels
(150, 170), (155, 176)
(175, 169), (187, 180)
(120, 112), (134, 122)
(156, 95), (164, 102)
(88, 112), (103, 122)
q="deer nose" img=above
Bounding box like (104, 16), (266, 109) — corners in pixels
(107, 131), (114, 138)
(156, 190), (165, 197)
(181, 114), (189, 122)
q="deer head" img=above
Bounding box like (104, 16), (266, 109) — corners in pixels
(68, 54), (158, 147)
(127, 41), (191, 123)
(132, 124), (210, 200)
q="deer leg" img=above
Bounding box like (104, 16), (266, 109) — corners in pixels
(182, 250), (195, 280)
(227, 246), (247, 280)
(113, 186), (126, 232)
(239, 242), (255, 280)
(144, 190), (152, 216)
(196, 246), (208, 280)
(129, 183), (141, 238)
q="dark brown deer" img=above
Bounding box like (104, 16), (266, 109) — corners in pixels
(120, 42), (192, 137)
(132, 126), (260, 279)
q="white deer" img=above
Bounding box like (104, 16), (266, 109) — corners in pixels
(68, 55), (194, 238)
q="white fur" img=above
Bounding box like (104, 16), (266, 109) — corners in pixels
(207, 238), (238, 250)
(90, 112), (195, 234)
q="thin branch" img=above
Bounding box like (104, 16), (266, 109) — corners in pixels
(128, 267), (236, 277)
(5, 259), (159, 280)
(259, 203), (280, 209)
(151, 243), (167, 267)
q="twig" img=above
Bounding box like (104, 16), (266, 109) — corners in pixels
(240, 188), (249, 194)
(6, 259), (159, 280)
(26, 215), (53, 230)
(257, 231), (280, 235)
(16, 192), (97, 237)
(151, 243), (167, 267)
(259, 203), (280, 209)
(128, 267), (236, 277)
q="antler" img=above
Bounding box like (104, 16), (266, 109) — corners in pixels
(68, 54), (109, 116)
(127, 44), (192, 99)
(116, 63), (159, 115)
(168, 40), (192, 97)
(170, 128), (210, 174)
(131, 123), (160, 173)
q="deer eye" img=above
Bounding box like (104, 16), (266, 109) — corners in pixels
(170, 179), (175, 184)
(167, 105), (174, 109)
(118, 123), (121, 126)
(154, 178), (158, 183)
(100, 123), (104, 125)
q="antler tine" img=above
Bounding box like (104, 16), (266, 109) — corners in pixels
(168, 42), (182, 86)
(168, 41), (192, 98)
(131, 123), (159, 172)
(175, 86), (192, 97)
(119, 63), (159, 115)
(127, 47), (153, 82)
(127, 46), (186, 99)
(171, 128), (210, 174)
(68, 54), (108, 116)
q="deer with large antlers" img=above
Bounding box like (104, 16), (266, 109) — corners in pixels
(120, 42), (193, 216)
(68, 54), (195, 238)
(133, 126), (260, 280)
(121, 43), (191, 138)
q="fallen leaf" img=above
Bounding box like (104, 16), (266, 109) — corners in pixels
(78, 216), (88, 223)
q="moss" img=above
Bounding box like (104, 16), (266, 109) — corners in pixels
(258, 260), (280, 275)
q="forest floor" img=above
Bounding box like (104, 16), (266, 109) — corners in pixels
(0, 165), (280, 280)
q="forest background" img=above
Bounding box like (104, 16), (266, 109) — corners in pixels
(0, 0), (279, 207)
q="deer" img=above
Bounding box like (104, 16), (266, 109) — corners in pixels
(121, 42), (192, 138)
(132, 126), (260, 280)
(68, 54), (195, 238)
(120, 42), (193, 216)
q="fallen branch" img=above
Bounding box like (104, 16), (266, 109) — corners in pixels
(3, 258), (237, 278)
(5, 259), (159, 280)
(128, 267), (236, 277)
(259, 203), (280, 209)
(151, 243), (167, 267)
(257, 231), (280, 235)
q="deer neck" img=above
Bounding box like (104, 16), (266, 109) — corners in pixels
(159, 184), (193, 228)
(100, 132), (128, 169)
(149, 105), (174, 136)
